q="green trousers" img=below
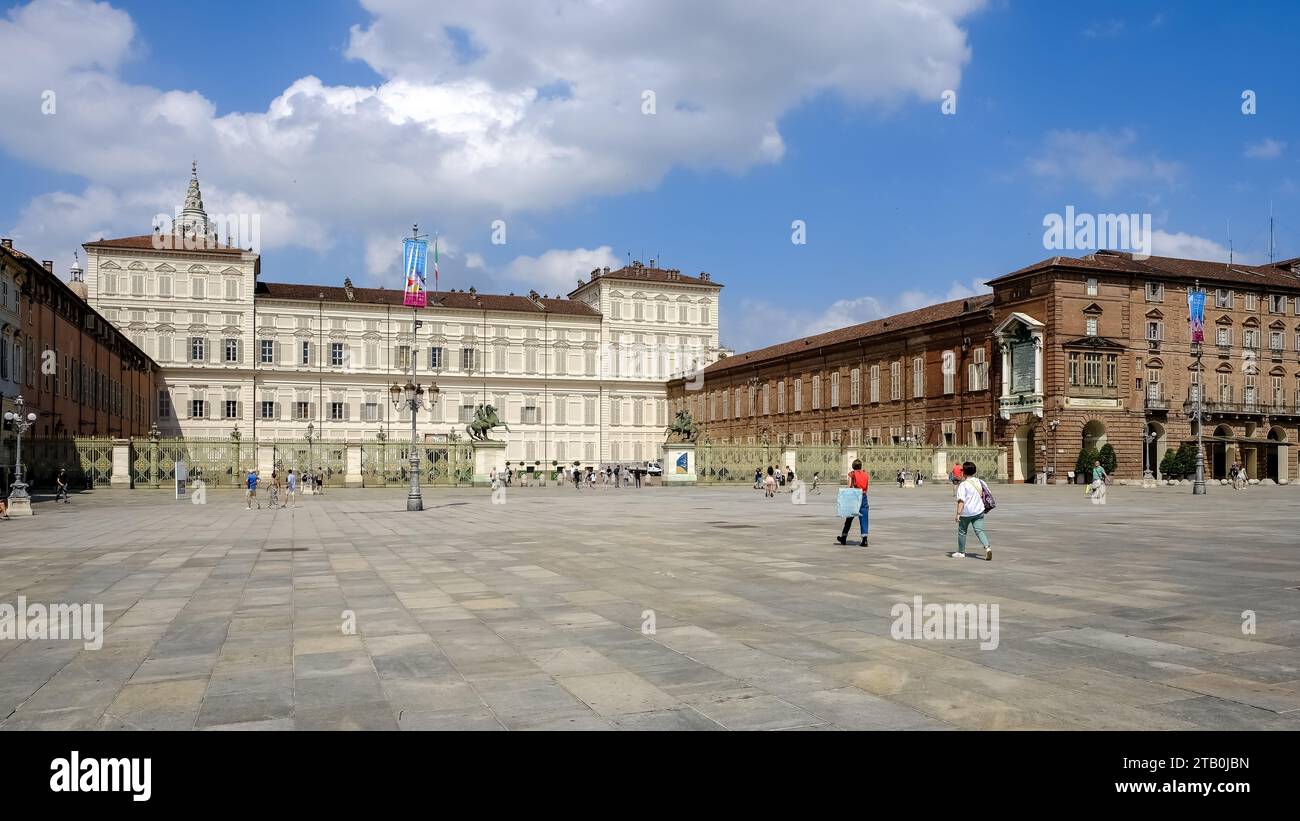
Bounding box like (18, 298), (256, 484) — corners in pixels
(957, 514), (990, 552)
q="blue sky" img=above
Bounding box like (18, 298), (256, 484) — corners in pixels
(1, 0), (1297, 351)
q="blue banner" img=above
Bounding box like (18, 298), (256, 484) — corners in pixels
(1188, 289), (1205, 344)
(403, 238), (428, 308)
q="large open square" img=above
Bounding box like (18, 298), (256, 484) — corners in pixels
(2, 483), (1297, 731)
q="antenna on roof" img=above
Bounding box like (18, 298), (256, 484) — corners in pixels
(1269, 201), (1275, 264)
(1227, 219), (1233, 266)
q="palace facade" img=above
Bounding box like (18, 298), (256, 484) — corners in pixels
(79, 166), (725, 467)
(670, 250), (1300, 482)
(0, 238), (159, 488)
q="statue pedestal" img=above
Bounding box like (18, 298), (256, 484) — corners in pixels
(110, 438), (132, 489)
(661, 443), (697, 486)
(6, 491), (33, 516)
(472, 440), (507, 487)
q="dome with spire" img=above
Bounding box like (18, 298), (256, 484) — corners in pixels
(176, 160), (211, 238)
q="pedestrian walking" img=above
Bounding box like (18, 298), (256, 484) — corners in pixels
(315, 470), (324, 494)
(245, 470), (261, 510)
(55, 469), (71, 503)
(285, 469), (297, 507)
(763, 466), (777, 498)
(950, 462), (963, 494)
(897, 469), (905, 488)
(634, 467), (642, 488)
(786, 466), (795, 492)
(835, 459), (870, 547)
(0, 497), (9, 520)
(1089, 459), (1108, 505)
(950, 461), (993, 560)
(754, 467), (763, 489)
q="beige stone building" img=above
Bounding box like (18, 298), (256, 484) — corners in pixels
(80, 165), (725, 467)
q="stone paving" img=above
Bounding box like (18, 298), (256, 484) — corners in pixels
(1, 480), (1298, 731)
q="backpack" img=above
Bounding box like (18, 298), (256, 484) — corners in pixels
(978, 479), (997, 512)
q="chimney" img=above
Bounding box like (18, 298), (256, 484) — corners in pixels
(0, 238), (12, 248)
(699, 272), (710, 282)
(42, 260), (54, 272)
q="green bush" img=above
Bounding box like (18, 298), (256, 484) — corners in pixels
(1098, 443), (1117, 475)
(1174, 442), (1199, 477)
(1159, 448), (1177, 479)
(1075, 447), (1098, 476)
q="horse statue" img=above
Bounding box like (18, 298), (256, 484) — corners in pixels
(665, 409), (699, 444)
(466, 404), (509, 442)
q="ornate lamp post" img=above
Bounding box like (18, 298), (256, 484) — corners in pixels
(304, 422), (315, 486)
(390, 377), (438, 510)
(3, 395), (38, 516)
(231, 424), (242, 481)
(149, 422), (160, 489)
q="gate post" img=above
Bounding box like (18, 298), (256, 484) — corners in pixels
(110, 438), (132, 489)
(257, 442), (275, 477)
(345, 441), (363, 487)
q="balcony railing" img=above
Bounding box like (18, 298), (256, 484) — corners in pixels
(1145, 385), (1166, 410)
(1180, 399), (1300, 416)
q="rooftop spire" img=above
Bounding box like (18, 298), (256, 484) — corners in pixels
(176, 160), (210, 237)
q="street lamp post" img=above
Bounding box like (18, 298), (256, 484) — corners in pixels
(149, 423), (160, 489)
(3, 395), (39, 516)
(304, 422), (315, 491)
(390, 376), (437, 511)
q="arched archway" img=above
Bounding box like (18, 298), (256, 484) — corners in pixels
(1212, 424), (1234, 479)
(1013, 422), (1037, 482)
(1145, 421), (1167, 477)
(1082, 420), (1107, 452)
(1267, 426), (1288, 482)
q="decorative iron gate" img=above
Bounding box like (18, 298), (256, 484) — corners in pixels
(944, 446), (1002, 481)
(131, 439), (257, 488)
(274, 443), (346, 487)
(697, 441), (780, 483)
(793, 445), (842, 483)
(360, 441), (474, 487)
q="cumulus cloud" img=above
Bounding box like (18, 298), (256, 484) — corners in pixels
(0, 0), (983, 279)
(725, 277), (990, 353)
(1244, 138), (1285, 159)
(1151, 230), (1258, 264)
(500, 246), (621, 295)
(1027, 129), (1182, 195)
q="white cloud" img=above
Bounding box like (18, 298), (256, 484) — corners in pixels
(1244, 138), (1285, 159)
(500, 246), (620, 295)
(1027, 129), (1182, 195)
(725, 278), (989, 353)
(1150, 230), (1258, 264)
(0, 0), (984, 277)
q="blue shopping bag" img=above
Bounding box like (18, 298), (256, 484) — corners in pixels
(837, 487), (863, 517)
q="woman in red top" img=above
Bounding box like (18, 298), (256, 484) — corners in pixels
(836, 459), (870, 547)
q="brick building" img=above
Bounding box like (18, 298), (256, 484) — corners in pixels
(667, 295), (996, 452)
(990, 250), (1300, 483)
(0, 238), (159, 487)
(670, 250), (1300, 483)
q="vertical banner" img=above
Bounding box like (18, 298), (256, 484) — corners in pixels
(403, 238), (428, 308)
(1188, 288), (1205, 344)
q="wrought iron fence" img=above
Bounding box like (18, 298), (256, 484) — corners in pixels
(696, 442), (783, 483)
(793, 445), (841, 483)
(274, 443), (347, 487)
(128, 438), (258, 488)
(360, 441), (474, 487)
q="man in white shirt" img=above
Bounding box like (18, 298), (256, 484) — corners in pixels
(950, 461), (992, 561)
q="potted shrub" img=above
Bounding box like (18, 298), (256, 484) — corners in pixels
(1074, 447), (1098, 484)
(1097, 443), (1117, 477)
(1159, 448), (1176, 480)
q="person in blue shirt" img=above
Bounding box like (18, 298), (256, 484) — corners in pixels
(285, 469), (297, 508)
(245, 470), (260, 510)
